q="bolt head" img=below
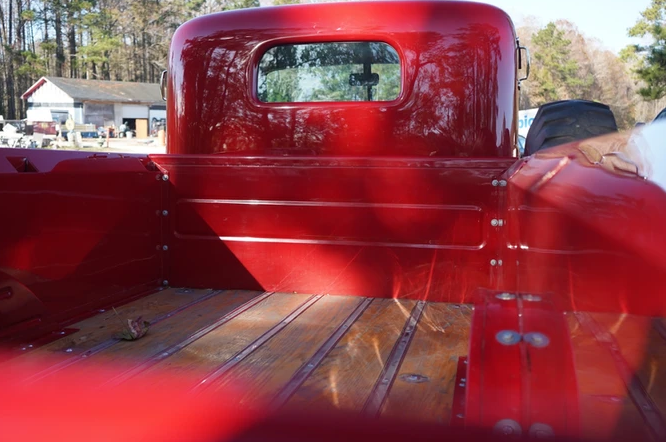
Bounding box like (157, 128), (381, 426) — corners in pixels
(524, 332), (550, 348)
(494, 419), (522, 437)
(496, 330), (521, 345)
(529, 423), (554, 439)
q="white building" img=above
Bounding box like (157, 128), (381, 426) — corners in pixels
(21, 77), (165, 138)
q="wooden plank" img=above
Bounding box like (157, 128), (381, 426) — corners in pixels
(379, 303), (472, 424)
(209, 295), (362, 405)
(3, 287), (218, 373)
(592, 312), (666, 431)
(138, 292), (312, 383)
(567, 313), (652, 441)
(283, 298), (416, 413)
(74, 290), (262, 368)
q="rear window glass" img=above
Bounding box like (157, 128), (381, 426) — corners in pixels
(257, 42), (401, 103)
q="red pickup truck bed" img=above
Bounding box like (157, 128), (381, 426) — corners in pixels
(5, 285), (666, 441)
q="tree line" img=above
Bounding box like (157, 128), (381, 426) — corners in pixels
(0, 0), (265, 120)
(520, 0), (666, 129)
(2, 0), (666, 129)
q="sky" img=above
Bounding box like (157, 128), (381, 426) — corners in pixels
(471, 0), (653, 53)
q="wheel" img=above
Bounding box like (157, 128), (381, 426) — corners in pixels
(525, 100), (618, 155)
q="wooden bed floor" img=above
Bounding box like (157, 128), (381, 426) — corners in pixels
(568, 312), (666, 441)
(5, 288), (472, 424)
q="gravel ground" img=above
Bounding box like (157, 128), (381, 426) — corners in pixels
(51, 137), (167, 154)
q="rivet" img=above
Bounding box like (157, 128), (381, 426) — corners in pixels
(496, 293), (516, 301)
(162, 210), (169, 216)
(496, 330), (521, 345)
(491, 219), (499, 227)
(162, 280), (169, 286)
(490, 259), (498, 266)
(522, 294), (542, 302)
(161, 174), (169, 181)
(498, 260), (503, 266)
(499, 179), (507, 187)
(524, 332), (550, 348)
(162, 245), (169, 251)
(492, 179), (499, 187)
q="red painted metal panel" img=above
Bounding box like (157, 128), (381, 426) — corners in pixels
(152, 155), (513, 302)
(167, 1), (517, 157)
(0, 148), (163, 342)
(505, 149), (666, 316)
(466, 291), (579, 439)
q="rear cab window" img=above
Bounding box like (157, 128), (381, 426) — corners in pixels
(257, 42), (401, 103)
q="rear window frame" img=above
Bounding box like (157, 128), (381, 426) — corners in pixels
(250, 37), (406, 107)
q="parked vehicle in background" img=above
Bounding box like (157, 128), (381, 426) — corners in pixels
(2, 2), (665, 442)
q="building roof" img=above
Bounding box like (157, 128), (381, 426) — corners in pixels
(22, 77), (163, 105)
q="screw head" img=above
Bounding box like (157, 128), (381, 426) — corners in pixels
(162, 174), (169, 181)
(494, 419), (522, 437)
(162, 280), (169, 286)
(491, 219), (499, 227)
(529, 423), (554, 439)
(498, 260), (503, 266)
(162, 210), (169, 216)
(162, 245), (169, 251)
(492, 179), (499, 187)
(490, 259), (498, 266)
(496, 330), (521, 345)
(499, 179), (507, 187)
(524, 332), (550, 348)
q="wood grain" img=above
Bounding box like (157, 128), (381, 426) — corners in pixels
(567, 313), (652, 441)
(75, 290), (262, 367)
(591, 312), (666, 428)
(283, 298), (415, 413)
(3, 287), (218, 373)
(211, 295), (362, 405)
(139, 292), (312, 383)
(380, 303), (472, 424)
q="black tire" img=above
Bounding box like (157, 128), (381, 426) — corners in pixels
(525, 100), (618, 155)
